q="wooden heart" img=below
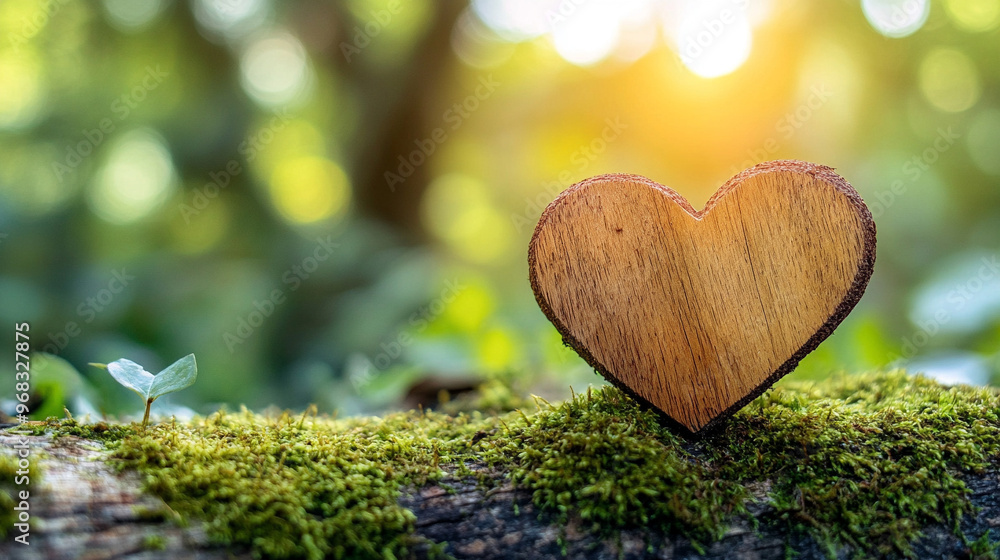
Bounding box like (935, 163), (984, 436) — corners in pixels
(529, 160), (876, 436)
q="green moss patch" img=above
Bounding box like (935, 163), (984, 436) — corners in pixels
(38, 370), (1000, 559)
(708, 372), (1000, 557)
(1, 454), (21, 538)
(0, 452), (39, 539)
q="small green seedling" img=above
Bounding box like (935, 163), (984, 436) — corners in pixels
(91, 354), (197, 428)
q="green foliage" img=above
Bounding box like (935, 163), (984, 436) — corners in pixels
(27, 354), (102, 420)
(38, 370), (1000, 559)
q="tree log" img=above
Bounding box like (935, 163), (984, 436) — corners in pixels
(2, 432), (999, 560)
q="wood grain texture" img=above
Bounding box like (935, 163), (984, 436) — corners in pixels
(0, 433), (246, 560)
(528, 160), (877, 436)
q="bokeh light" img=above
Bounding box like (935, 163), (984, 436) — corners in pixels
(268, 156), (350, 224)
(550, 2), (621, 67)
(944, 0), (1000, 32)
(193, 0), (270, 41)
(669, 0), (754, 78)
(911, 251), (1000, 336)
(248, 118), (327, 179)
(471, 0), (765, 75)
(0, 50), (45, 130)
(614, 2), (658, 63)
(918, 48), (980, 113)
(477, 327), (518, 371)
(967, 109), (1000, 175)
(87, 129), (177, 225)
(861, 0), (930, 38)
(421, 174), (513, 264)
(0, 143), (75, 215)
(470, 0), (548, 41)
(451, 9), (516, 69)
(170, 197), (231, 254)
(441, 281), (495, 332)
(240, 31), (313, 107)
(101, 0), (166, 32)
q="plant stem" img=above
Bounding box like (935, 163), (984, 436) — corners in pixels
(142, 399), (152, 428)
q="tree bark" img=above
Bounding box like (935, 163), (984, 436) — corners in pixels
(3, 433), (999, 559)
(341, 0), (467, 241)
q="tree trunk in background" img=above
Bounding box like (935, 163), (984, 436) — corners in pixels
(3, 434), (999, 560)
(342, 0), (467, 242)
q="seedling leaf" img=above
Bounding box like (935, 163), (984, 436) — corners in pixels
(149, 354), (197, 400)
(99, 354), (198, 428)
(106, 359), (155, 400)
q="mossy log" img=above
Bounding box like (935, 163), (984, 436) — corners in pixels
(2, 371), (1000, 559)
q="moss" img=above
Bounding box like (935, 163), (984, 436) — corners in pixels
(0, 451), (40, 539)
(47, 418), (137, 445)
(706, 372), (1000, 556)
(490, 388), (749, 544)
(38, 370), (1000, 559)
(968, 530), (1000, 560)
(143, 534), (167, 551)
(107, 406), (495, 559)
(0, 454), (20, 538)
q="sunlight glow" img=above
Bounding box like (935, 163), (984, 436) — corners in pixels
(451, 9), (517, 69)
(861, 0), (930, 38)
(470, 0), (764, 76)
(615, 1), (658, 63)
(551, 2), (620, 66)
(248, 119), (326, 180)
(470, 0), (548, 41)
(670, 0), (753, 78)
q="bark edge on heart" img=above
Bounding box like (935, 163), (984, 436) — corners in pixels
(528, 160), (877, 437)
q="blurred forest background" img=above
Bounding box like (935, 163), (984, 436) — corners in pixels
(1, 0), (999, 420)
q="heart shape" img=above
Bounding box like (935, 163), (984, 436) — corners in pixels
(529, 160), (876, 436)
